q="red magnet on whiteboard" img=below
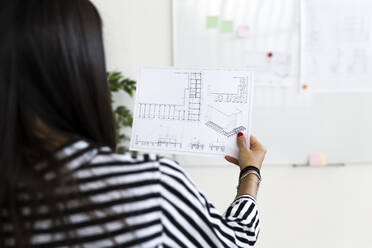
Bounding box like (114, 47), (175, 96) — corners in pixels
(267, 52), (273, 58)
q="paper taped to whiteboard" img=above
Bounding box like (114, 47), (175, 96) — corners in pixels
(130, 67), (254, 158)
(301, 0), (372, 92)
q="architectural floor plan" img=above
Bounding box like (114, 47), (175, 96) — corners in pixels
(130, 67), (254, 157)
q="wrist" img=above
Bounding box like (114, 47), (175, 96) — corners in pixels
(237, 175), (260, 199)
(240, 164), (261, 170)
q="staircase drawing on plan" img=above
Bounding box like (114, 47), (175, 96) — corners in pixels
(138, 72), (202, 121)
(205, 105), (246, 137)
(205, 121), (246, 137)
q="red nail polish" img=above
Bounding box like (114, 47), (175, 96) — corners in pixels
(238, 132), (243, 137)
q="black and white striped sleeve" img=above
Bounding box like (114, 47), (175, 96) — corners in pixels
(158, 158), (260, 248)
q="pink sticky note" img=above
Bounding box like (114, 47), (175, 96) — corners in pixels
(237, 25), (250, 38)
(309, 154), (327, 166)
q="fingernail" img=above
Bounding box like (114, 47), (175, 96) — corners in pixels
(238, 132), (243, 137)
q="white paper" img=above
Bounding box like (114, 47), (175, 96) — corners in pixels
(301, 0), (372, 92)
(130, 67), (254, 157)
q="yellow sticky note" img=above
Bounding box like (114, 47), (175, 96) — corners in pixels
(320, 154), (327, 165)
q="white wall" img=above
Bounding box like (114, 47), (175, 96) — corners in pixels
(92, 1), (372, 247)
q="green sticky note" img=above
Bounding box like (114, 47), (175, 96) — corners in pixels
(220, 20), (234, 33)
(206, 16), (219, 28)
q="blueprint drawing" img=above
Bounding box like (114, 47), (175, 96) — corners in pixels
(130, 67), (254, 157)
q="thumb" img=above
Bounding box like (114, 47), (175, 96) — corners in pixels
(237, 132), (247, 149)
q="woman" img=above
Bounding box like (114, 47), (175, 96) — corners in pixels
(0, 0), (266, 247)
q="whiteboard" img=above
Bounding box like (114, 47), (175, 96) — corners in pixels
(172, 0), (372, 165)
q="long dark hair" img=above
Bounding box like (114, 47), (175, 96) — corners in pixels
(0, 0), (116, 245)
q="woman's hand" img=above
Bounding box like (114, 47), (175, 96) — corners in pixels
(225, 133), (266, 170)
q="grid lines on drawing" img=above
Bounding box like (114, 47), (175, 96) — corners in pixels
(138, 72), (202, 121)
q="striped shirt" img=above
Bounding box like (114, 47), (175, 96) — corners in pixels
(1, 139), (260, 247)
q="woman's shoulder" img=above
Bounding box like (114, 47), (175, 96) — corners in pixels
(56, 138), (184, 182)
(87, 143), (184, 177)
(56, 138), (162, 169)
(88, 143), (182, 172)
(92, 147), (160, 167)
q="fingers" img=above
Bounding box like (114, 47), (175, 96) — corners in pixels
(224, 155), (239, 166)
(250, 135), (259, 148)
(237, 132), (247, 149)
(237, 133), (266, 152)
(250, 135), (267, 152)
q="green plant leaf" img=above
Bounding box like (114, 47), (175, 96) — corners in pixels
(107, 71), (136, 153)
